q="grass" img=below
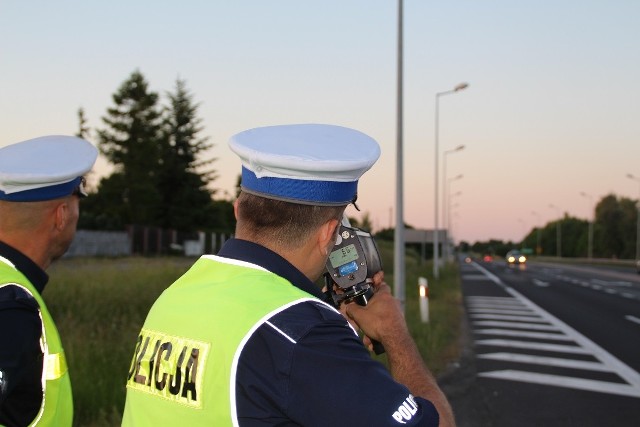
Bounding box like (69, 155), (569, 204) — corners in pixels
(45, 247), (462, 426)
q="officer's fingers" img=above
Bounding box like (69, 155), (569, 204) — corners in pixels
(345, 301), (364, 323)
(362, 335), (374, 352)
(372, 271), (385, 286)
(373, 282), (392, 296)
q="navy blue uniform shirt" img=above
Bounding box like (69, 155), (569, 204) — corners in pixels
(219, 239), (439, 426)
(0, 241), (47, 427)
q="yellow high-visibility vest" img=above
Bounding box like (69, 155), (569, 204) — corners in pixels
(122, 255), (317, 426)
(0, 259), (73, 427)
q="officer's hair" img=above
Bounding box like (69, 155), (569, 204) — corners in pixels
(236, 191), (346, 249)
(0, 199), (59, 231)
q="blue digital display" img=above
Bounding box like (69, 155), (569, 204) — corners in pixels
(338, 260), (359, 276)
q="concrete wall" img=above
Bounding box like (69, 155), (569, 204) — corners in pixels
(65, 230), (131, 257)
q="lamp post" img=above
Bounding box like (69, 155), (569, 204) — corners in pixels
(444, 174), (463, 262)
(549, 204), (562, 258)
(626, 173), (640, 264)
(580, 191), (594, 260)
(448, 190), (462, 238)
(448, 198), (461, 241)
(443, 144), (465, 262)
(394, 0), (405, 309)
(531, 210), (542, 255)
(434, 82), (468, 280)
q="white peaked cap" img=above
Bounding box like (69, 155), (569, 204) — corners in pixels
(228, 124), (381, 205)
(0, 135), (98, 201)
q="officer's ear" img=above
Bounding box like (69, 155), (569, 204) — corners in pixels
(317, 218), (339, 257)
(233, 198), (239, 220)
(53, 200), (70, 232)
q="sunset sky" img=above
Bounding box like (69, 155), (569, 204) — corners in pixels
(1, 1), (638, 243)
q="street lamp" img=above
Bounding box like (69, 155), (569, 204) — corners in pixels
(580, 191), (594, 260)
(626, 173), (640, 264)
(434, 82), (468, 279)
(448, 201), (461, 250)
(443, 145), (465, 258)
(531, 210), (542, 255)
(394, 0), (405, 309)
(444, 174), (463, 262)
(448, 190), (462, 235)
(443, 145), (465, 231)
(549, 204), (562, 258)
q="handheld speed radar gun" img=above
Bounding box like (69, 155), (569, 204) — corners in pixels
(323, 217), (385, 354)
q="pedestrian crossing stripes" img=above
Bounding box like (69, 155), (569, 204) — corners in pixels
(466, 262), (640, 399)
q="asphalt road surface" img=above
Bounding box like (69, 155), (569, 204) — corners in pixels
(441, 258), (640, 426)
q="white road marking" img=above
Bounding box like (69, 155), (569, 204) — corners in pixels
(462, 274), (493, 281)
(468, 261), (640, 397)
(476, 339), (591, 354)
(469, 308), (536, 316)
(476, 329), (572, 341)
(592, 279), (632, 287)
(478, 352), (611, 372)
(626, 315), (640, 326)
(479, 370), (640, 398)
(532, 279), (549, 287)
(472, 321), (560, 331)
(470, 314), (546, 322)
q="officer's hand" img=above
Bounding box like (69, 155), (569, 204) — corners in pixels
(344, 271), (409, 349)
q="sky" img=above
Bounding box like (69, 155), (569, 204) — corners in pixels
(1, 1), (639, 243)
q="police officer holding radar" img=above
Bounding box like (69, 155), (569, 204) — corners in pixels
(123, 124), (455, 426)
(0, 136), (97, 426)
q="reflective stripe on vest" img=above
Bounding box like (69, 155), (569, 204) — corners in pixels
(0, 260), (73, 427)
(122, 255), (333, 426)
(45, 352), (68, 381)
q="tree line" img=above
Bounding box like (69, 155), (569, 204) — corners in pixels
(77, 70), (235, 234)
(463, 194), (638, 260)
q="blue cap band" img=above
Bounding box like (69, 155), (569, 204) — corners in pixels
(241, 167), (357, 205)
(0, 177), (83, 202)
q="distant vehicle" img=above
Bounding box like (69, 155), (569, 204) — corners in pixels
(506, 250), (527, 265)
(483, 254), (493, 262)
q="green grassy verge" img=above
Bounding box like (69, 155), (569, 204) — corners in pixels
(45, 247), (462, 426)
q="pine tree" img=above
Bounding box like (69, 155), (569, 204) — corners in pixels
(158, 78), (218, 230)
(96, 70), (163, 225)
(76, 107), (90, 139)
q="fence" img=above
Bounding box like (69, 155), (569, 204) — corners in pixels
(66, 226), (233, 257)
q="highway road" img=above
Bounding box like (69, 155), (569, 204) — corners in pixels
(443, 257), (640, 426)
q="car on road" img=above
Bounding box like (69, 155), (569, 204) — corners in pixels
(506, 250), (527, 265)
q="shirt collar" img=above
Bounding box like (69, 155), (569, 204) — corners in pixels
(218, 238), (324, 300)
(0, 240), (49, 293)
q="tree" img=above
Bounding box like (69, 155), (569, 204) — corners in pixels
(595, 194), (637, 258)
(76, 107), (90, 139)
(157, 79), (217, 230)
(348, 211), (373, 231)
(96, 70), (163, 226)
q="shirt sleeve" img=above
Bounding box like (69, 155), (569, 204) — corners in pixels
(0, 285), (44, 425)
(235, 301), (439, 427)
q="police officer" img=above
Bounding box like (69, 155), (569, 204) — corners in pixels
(0, 136), (98, 426)
(123, 124), (455, 426)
